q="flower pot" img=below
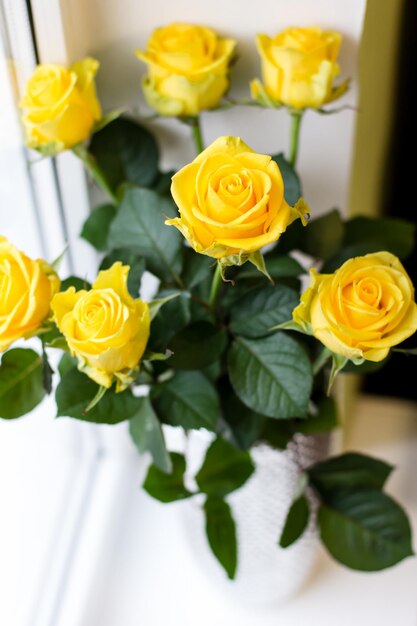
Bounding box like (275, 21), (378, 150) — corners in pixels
(182, 431), (331, 608)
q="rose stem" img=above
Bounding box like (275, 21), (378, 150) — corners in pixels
(191, 116), (205, 155)
(288, 111), (303, 169)
(72, 144), (119, 205)
(209, 263), (223, 313)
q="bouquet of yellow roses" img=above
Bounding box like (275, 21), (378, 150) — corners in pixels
(2, 23), (416, 581)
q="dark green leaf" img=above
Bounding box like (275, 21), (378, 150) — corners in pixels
(60, 276), (91, 291)
(152, 371), (219, 431)
(271, 153), (302, 205)
(81, 204), (117, 251)
(204, 495), (237, 579)
(56, 367), (139, 424)
(58, 353), (77, 377)
(228, 333), (312, 419)
(89, 117), (159, 192)
(344, 216), (415, 259)
(169, 321), (228, 370)
(0, 349), (45, 419)
(149, 292), (191, 350)
(230, 285), (299, 339)
(220, 381), (266, 450)
(303, 209), (344, 260)
(296, 396), (338, 434)
(41, 349), (54, 394)
(181, 248), (213, 288)
(108, 187), (183, 283)
(318, 489), (413, 570)
(129, 396), (172, 473)
(143, 452), (193, 502)
(196, 437), (254, 497)
(308, 452), (393, 496)
(279, 494), (310, 548)
(238, 254), (304, 281)
(261, 419), (294, 449)
(100, 249), (145, 298)
(153, 169), (176, 195)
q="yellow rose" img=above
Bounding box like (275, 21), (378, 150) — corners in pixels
(167, 136), (309, 259)
(293, 252), (417, 362)
(51, 263), (150, 391)
(136, 23), (236, 116)
(253, 27), (342, 109)
(20, 58), (101, 152)
(0, 236), (60, 352)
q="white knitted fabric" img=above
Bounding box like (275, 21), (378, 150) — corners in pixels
(182, 432), (330, 607)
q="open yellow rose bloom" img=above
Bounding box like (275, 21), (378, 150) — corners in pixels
(0, 237), (60, 352)
(167, 136), (309, 259)
(254, 26), (342, 109)
(51, 263), (150, 391)
(136, 23), (236, 116)
(20, 57), (101, 152)
(293, 252), (417, 362)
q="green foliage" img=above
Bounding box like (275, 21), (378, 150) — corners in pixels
(81, 204), (117, 251)
(302, 209), (344, 260)
(129, 396), (172, 473)
(219, 380), (267, 450)
(196, 437), (255, 497)
(149, 292), (191, 350)
(229, 285), (299, 339)
(279, 494), (310, 548)
(271, 153), (302, 205)
(318, 489), (413, 570)
(143, 452), (193, 502)
(204, 496), (237, 579)
(152, 371), (219, 431)
(0, 349), (45, 419)
(228, 333), (312, 419)
(60, 276), (91, 291)
(89, 116), (159, 193)
(308, 452), (393, 496)
(169, 321), (228, 370)
(108, 187), (183, 283)
(56, 367), (139, 424)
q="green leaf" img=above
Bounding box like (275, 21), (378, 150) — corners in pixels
(308, 452), (393, 496)
(196, 437), (255, 497)
(56, 367), (139, 424)
(230, 285), (299, 339)
(148, 292), (180, 321)
(219, 381), (267, 450)
(88, 116), (159, 193)
(81, 204), (117, 251)
(99, 249), (145, 298)
(129, 396), (172, 473)
(169, 321), (228, 370)
(181, 248), (213, 289)
(152, 371), (219, 431)
(247, 250), (272, 281)
(228, 333), (312, 419)
(238, 254), (304, 281)
(318, 489), (414, 571)
(303, 209), (344, 260)
(108, 187), (183, 283)
(149, 292), (191, 350)
(328, 353), (349, 393)
(271, 153), (302, 205)
(344, 216), (415, 260)
(0, 349), (45, 419)
(143, 452), (193, 502)
(153, 169), (176, 195)
(58, 353), (77, 377)
(296, 396), (338, 434)
(41, 349), (54, 394)
(279, 494), (310, 548)
(204, 495), (237, 579)
(60, 276), (91, 291)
